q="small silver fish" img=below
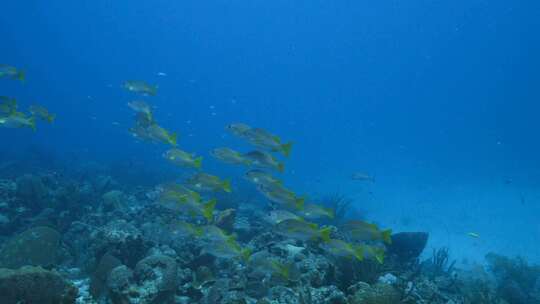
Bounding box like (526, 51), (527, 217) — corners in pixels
(351, 172), (375, 182)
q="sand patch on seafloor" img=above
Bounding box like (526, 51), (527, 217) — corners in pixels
(366, 180), (540, 266)
(309, 174), (540, 267)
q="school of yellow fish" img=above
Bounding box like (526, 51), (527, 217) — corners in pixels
(1, 67), (392, 278)
(0, 65), (55, 131)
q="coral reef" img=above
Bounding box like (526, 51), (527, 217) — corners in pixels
(0, 168), (537, 304)
(0, 225), (61, 268)
(486, 252), (540, 304)
(101, 190), (127, 213)
(89, 252), (122, 299)
(89, 219), (149, 268)
(131, 254), (178, 303)
(0, 266), (78, 304)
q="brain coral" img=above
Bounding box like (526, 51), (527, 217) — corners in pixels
(0, 226), (61, 269)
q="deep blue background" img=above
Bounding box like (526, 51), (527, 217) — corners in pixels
(1, 1), (539, 199)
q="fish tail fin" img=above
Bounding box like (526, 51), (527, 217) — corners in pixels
(241, 248), (252, 261)
(12, 101), (18, 114)
(226, 233), (237, 242)
(222, 179), (232, 193)
(193, 226), (204, 237)
(353, 245), (365, 261)
(168, 132), (178, 146)
(145, 112), (154, 123)
(382, 229), (392, 245)
(281, 142), (293, 157)
(17, 70), (25, 82)
(193, 156), (203, 169)
(149, 85), (158, 96)
(29, 116), (36, 131)
(278, 163), (285, 173)
(190, 191), (202, 202)
(295, 197), (305, 210)
(372, 247), (386, 264)
(202, 199), (217, 222)
(319, 227), (332, 243)
(4, 99), (17, 115)
(324, 207), (335, 219)
(11, 99), (17, 108)
(273, 261), (290, 280)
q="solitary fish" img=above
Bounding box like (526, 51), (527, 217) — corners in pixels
(341, 220), (392, 244)
(225, 123), (252, 138)
(362, 245), (386, 264)
(203, 238), (251, 260)
(168, 221), (203, 238)
(29, 105), (55, 123)
(320, 239), (364, 261)
(129, 125), (153, 142)
(0, 112), (36, 131)
(243, 128), (293, 157)
(297, 203), (335, 220)
(158, 185), (216, 221)
(128, 100), (153, 117)
(210, 147), (251, 166)
(185, 172), (232, 193)
(200, 225), (235, 242)
(244, 169), (282, 187)
(146, 124), (177, 146)
(263, 209), (300, 225)
(133, 111), (154, 128)
(160, 183), (201, 203)
(467, 232), (480, 238)
(243, 150), (285, 173)
(0, 97), (17, 115)
(163, 148), (202, 169)
(257, 184), (304, 210)
(249, 251), (291, 279)
(0, 65), (25, 82)
(351, 172), (375, 182)
(274, 219), (331, 242)
(226, 123), (293, 157)
(123, 80), (157, 96)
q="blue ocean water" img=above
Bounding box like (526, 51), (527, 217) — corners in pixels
(1, 0), (539, 271)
